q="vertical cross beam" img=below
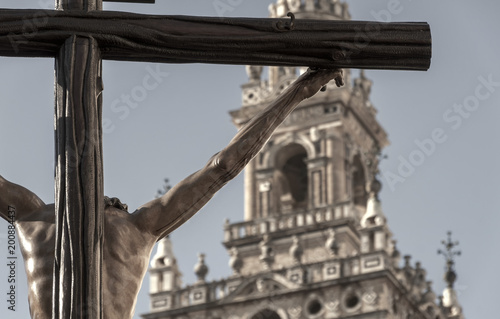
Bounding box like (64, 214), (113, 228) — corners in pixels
(53, 1), (103, 318)
(57, 0), (102, 10)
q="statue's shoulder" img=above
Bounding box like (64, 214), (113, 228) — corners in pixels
(14, 203), (55, 223)
(104, 207), (138, 227)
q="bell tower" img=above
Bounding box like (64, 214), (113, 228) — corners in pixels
(233, 60), (387, 226)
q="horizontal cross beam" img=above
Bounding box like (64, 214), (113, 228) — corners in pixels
(0, 10), (431, 70)
(103, 0), (155, 3)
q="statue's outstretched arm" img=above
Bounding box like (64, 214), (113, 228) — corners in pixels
(133, 69), (344, 239)
(0, 175), (46, 222)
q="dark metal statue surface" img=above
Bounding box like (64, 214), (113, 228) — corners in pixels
(0, 68), (344, 319)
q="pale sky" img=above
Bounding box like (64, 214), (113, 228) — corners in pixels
(1, 1), (499, 318)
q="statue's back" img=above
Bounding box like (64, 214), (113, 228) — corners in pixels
(15, 205), (157, 319)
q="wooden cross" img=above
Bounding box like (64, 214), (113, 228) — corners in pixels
(0, 1), (431, 318)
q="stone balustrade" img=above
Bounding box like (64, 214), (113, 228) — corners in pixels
(224, 202), (358, 243)
(149, 249), (391, 312)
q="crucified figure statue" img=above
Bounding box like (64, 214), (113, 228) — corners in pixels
(0, 68), (343, 319)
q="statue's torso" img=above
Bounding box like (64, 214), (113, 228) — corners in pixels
(15, 204), (157, 319)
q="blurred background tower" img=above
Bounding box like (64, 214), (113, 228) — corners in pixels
(143, 1), (464, 318)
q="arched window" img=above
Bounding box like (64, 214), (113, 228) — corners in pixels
(283, 152), (308, 202)
(274, 144), (308, 213)
(352, 154), (367, 207)
(251, 309), (281, 319)
(157, 271), (163, 292)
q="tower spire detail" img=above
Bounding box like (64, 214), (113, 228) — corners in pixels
(438, 232), (464, 318)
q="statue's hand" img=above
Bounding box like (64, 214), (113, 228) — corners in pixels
(297, 68), (344, 100)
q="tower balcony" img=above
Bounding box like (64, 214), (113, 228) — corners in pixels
(223, 201), (360, 247)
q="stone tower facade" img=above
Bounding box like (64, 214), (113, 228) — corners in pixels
(143, 1), (464, 319)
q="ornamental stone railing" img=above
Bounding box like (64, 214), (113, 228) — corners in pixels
(149, 250), (392, 312)
(223, 202), (359, 243)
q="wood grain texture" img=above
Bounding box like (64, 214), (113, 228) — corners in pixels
(0, 9), (431, 70)
(56, 0), (101, 11)
(54, 34), (104, 319)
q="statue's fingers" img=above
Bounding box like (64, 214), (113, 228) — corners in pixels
(334, 69), (345, 87)
(335, 76), (344, 87)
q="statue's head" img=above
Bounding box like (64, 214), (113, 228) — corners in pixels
(104, 196), (128, 212)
